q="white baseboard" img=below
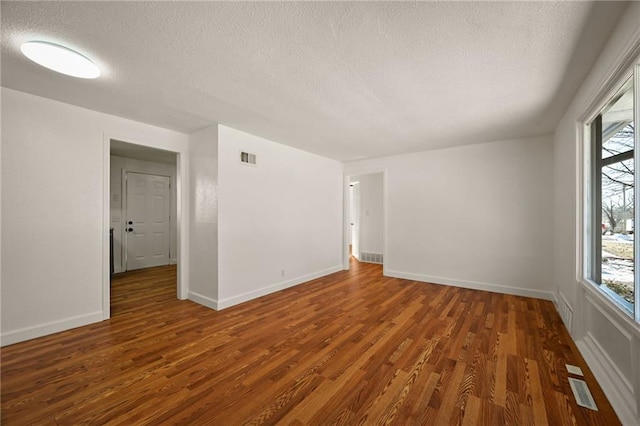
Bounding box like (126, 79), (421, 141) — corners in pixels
(170, 258), (178, 265)
(576, 335), (638, 425)
(188, 291), (219, 310)
(1, 311), (104, 347)
(385, 270), (557, 302)
(216, 265), (344, 310)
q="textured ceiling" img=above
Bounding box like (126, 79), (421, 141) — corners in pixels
(1, 1), (629, 161)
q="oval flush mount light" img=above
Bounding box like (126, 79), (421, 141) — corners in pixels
(21, 41), (100, 79)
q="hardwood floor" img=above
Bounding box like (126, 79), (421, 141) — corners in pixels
(1, 259), (620, 425)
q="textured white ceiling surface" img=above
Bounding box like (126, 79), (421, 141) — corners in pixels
(1, 1), (629, 161)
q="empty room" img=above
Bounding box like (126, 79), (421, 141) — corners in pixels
(1, 1), (640, 424)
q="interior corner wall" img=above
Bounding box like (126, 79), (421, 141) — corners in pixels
(110, 155), (178, 273)
(345, 135), (554, 301)
(350, 173), (384, 255)
(552, 2), (640, 423)
(0, 88), (188, 346)
(187, 125), (219, 307)
(217, 125), (343, 308)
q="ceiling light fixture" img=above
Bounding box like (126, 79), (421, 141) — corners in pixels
(20, 41), (100, 79)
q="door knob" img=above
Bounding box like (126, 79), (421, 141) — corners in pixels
(127, 228), (133, 232)
(128, 221), (133, 225)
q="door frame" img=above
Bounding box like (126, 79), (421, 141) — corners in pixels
(343, 168), (388, 273)
(123, 171), (172, 272)
(349, 181), (361, 260)
(102, 133), (189, 320)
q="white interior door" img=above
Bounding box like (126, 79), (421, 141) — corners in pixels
(125, 172), (171, 270)
(351, 182), (360, 259)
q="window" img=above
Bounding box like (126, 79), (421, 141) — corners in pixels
(586, 68), (638, 319)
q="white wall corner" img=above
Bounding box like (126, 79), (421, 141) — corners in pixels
(103, 134), (112, 321)
(177, 151), (190, 301)
(188, 291), (219, 310)
(385, 270), (557, 302)
(576, 336), (638, 425)
(0, 311), (104, 347)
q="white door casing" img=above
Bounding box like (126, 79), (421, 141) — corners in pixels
(351, 182), (361, 260)
(349, 185), (354, 245)
(343, 170), (387, 272)
(125, 172), (171, 270)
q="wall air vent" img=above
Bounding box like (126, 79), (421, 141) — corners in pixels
(240, 151), (257, 165)
(558, 293), (573, 333)
(360, 252), (383, 264)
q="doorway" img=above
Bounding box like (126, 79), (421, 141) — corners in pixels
(350, 182), (361, 260)
(104, 137), (185, 319)
(345, 171), (386, 270)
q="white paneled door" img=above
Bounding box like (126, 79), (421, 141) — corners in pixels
(125, 172), (171, 270)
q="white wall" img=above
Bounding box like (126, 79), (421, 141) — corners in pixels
(187, 125), (219, 306)
(552, 3), (640, 423)
(110, 155), (177, 273)
(0, 88), (188, 346)
(217, 125), (343, 308)
(0, 87), (3, 340)
(350, 173), (384, 255)
(345, 135), (554, 300)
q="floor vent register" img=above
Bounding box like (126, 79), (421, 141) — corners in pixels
(566, 364), (598, 411)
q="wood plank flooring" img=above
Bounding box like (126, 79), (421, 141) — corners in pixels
(1, 259), (620, 425)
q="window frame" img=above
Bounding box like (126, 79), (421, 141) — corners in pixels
(635, 62), (640, 321)
(582, 62), (639, 323)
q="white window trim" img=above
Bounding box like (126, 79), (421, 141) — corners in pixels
(576, 51), (640, 330)
(635, 62), (640, 319)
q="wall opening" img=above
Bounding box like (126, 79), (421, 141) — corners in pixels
(103, 137), (185, 319)
(344, 171), (387, 271)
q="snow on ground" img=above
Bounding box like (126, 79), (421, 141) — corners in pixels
(602, 233), (634, 285)
(602, 258), (634, 284)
